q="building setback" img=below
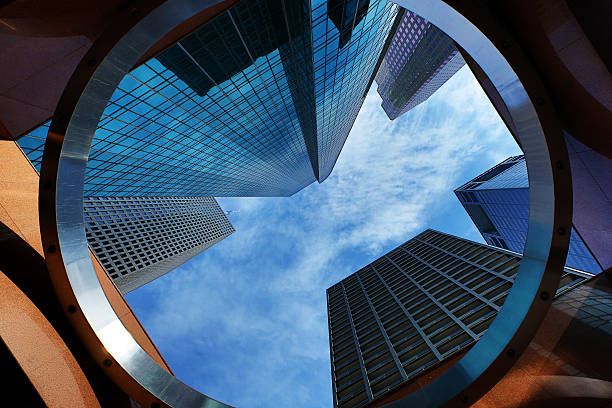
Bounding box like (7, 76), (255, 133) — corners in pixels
(455, 155), (602, 274)
(375, 10), (465, 120)
(17, 0), (399, 197)
(326, 229), (591, 408)
(84, 196), (234, 293)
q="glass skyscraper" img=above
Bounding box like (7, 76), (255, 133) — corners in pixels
(327, 229), (590, 408)
(15, 0), (401, 291)
(374, 10), (465, 120)
(455, 155), (602, 274)
(18, 0), (399, 196)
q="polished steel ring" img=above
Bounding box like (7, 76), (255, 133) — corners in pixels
(38, 0), (572, 407)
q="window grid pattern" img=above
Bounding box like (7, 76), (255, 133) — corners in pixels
(87, 0), (314, 197)
(374, 11), (465, 120)
(454, 155), (602, 274)
(18, 0), (397, 195)
(375, 11), (428, 98)
(84, 196), (234, 293)
(327, 229), (589, 408)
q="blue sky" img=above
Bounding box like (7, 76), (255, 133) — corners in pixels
(126, 66), (522, 407)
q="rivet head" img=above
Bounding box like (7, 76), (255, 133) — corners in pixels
(131, 8), (141, 17)
(507, 348), (516, 357)
(87, 58), (96, 67)
(460, 395), (469, 403)
(103, 359), (112, 367)
(151, 403), (161, 408)
(555, 160), (564, 170)
(540, 291), (550, 301)
(47, 245), (56, 253)
(67, 305), (77, 314)
(501, 39), (511, 49)
(557, 227), (566, 235)
(536, 97), (545, 105)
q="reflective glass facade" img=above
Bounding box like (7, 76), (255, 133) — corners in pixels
(455, 156), (602, 274)
(327, 229), (589, 408)
(313, 0), (398, 180)
(18, 0), (398, 196)
(375, 10), (465, 120)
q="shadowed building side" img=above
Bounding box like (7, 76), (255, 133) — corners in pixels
(326, 229), (591, 408)
(364, 273), (612, 408)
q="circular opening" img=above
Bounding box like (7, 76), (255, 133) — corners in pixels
(38, 0), (572, 407)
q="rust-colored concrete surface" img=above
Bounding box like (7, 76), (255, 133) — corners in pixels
(474, 275), (612, 407)
(368, 275), (612, 408)
(0, 140), (172, 372)
(0, 271), (101, 407)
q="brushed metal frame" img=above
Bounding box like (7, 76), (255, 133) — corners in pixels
(38, 0), (572, 407)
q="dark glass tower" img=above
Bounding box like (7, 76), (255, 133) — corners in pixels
(326, 229), (590, 408)
(375, 10), (465, 120)
(18, 0), (399, 196)
(455, 155), (602, 274)
(327, 0), (371, 49)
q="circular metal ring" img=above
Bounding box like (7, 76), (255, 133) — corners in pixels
(38, 0), (572, 407)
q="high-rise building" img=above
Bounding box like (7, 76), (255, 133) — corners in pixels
(16, 138), (235, 293)
(455, 155), (602, 274)
(326, 229), (590, 408)
(84, 196), (234, 293)
(17, 0), (400, 197)
(374, 10), (465, 120)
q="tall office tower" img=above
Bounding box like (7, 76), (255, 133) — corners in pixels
(84, 196), (234, 293)
(455, 155), (602, 274)
(17, 0), (399, 197)
(326, 229), (590, 408)
(374, 10), (465, 120)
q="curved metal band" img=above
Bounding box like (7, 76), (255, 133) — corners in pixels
(38, 0), (572, 407)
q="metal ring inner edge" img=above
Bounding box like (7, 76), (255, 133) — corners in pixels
(38, 0), (572, 407)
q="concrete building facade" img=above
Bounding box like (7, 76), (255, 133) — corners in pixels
(326, 229), (590, 408)
(84, 196), (234, 293)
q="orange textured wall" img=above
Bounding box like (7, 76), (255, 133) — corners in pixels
(0, 140), (172, 373)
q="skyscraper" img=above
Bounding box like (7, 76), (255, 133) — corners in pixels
(455, 155), (602, 274)
(84, 196), (234, 293)
(326, 229), (590, 408)
(15, 138), (235, 293)
(17, 0), (400, 197)
(375, 10), (465, 120)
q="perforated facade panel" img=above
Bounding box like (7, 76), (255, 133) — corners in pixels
(84, 196), (234, 293)
(375, 10), (465, 120)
